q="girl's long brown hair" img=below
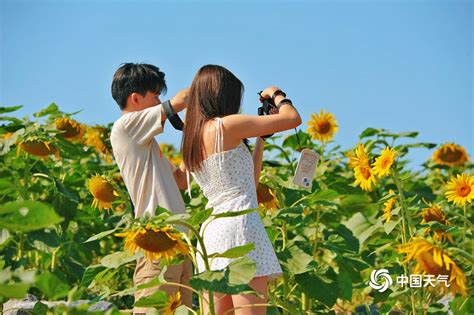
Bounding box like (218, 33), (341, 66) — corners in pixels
(181, 65), (245, 172)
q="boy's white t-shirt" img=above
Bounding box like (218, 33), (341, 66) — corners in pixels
(110, 104), (186, 220)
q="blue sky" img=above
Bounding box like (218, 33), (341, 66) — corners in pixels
(1, 0), (472, 167)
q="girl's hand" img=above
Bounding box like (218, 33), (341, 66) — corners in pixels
(260, 86), (280, 99)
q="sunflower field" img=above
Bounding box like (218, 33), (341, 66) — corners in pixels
(0, 104), (472, 314)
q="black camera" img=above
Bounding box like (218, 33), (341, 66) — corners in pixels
(257, 91), (278, 139)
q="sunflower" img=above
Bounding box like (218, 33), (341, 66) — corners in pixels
(372, 147), (396, 177)
(347, 144), (370, 169)
(1, 132), (13, 139)
(444, 173), (474, 206)
(354, 163), (377, 192)
(84, 126), (112, 162)
(115, 224), (189, 262)
(257, 183), (279, 212)
(307, 109), (339, 143)
(347, 144), (377, 191)
(18, 140), (59, 159)
(160, 143), (176, 154)
(432, 143), (470, 166)
(420, 204), (453, 243)
(160, 143), (182, 165)
(55, 117), (83, 139)
(164, 291), (182, 315)
(397, 239), (467, 297)
(88, 175), (119, 211)
(383, 195), (396, 223)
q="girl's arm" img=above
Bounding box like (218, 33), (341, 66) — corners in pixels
(253, 137), (265, 188)
(222, 86), (302, 141)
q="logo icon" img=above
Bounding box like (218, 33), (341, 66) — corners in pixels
(369, 269), (393, 292)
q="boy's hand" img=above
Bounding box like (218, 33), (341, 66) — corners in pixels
(170, 88), (189, 112)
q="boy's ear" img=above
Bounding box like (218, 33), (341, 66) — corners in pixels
(128, 92), (141, 108)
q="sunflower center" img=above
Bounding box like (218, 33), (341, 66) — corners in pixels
(134, 230), (177, 253)
(92, 182), (117, 202)
(316, 121), (331, 134)
(381, 157), (391, 169)
(257, 184), (274, 203)
(21, 141), (57, 156)
(423, 213), (443, 223)
(457, 184), (471, 198)
(57, 120), (81, 138)
(440, 149), (463, 163)
(360, 166), (371, 180)
(170, 301), (180, 310)
(417, 251), (448, 276)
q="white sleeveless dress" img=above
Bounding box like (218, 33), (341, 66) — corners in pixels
(190, 118), (283, 280)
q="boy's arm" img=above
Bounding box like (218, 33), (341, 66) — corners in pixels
(173, 161), (188, 190)
(121, 88), (189, 145)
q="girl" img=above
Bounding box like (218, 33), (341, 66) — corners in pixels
(181, 65), (301, 315)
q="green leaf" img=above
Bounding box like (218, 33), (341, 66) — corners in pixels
(359, 127), (383, 139)
(189, 257), (256, 294)
(278, 244), (313, 275)
(134, 290), (168, 308)
(100, 251), (142, 269)
(35, 271), (70, 299)
(212, 208), (257, 219)
(295, 270), (339, 307)
(334, 224), (359, 252)
(373, 287), (393, 303)
(309, 189), (340, 202)
(210, 243), (255, 259)
(84, 228), (118, 243)
(30, 301), (49, 315)
(340, 194), (377, 214)
(189, 208), (213, 226)
(0, 201), (62, 232)
(227, 256), (257, 285)
(384, 218), (401, 234)
(0, 283), (30, 299)
(394, 142), (437, 151)
(166, 213), (191, 222)
(33, 103), (58, 117)
(0, 178), (12, 195)
(450, 296), (474, 315)
(0, 105), (23, 114)
(80, 265), (106, 287)
(0, 116), (23, 124)
(379, 131), (419, 138)
(342, 212), (383, 245)
(337, 267), (353, 300)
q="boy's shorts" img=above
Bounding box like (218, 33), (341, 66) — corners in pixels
(133, 257), (193, 315)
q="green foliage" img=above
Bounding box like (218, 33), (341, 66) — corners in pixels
(0, 104), (472, 314)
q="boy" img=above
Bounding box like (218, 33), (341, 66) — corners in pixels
(110, 63), (192, 314)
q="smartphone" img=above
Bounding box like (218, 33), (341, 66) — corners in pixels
(293, 149), (320, 188)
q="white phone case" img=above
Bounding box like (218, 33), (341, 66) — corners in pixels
(293, 149), (320, 188)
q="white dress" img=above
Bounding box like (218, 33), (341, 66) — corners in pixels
(190, 118), (283, 280)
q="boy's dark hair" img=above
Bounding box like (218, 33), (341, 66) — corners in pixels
(111, 63), (167, 110)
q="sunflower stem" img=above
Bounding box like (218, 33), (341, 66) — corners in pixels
(391, 170), (417, 314)
(168, 220), (216, 315)
(312, 205), (321, 260)
(462, 204), (469, 251)
(391, 169), (413, 239)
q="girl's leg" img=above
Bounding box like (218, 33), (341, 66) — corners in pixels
(231, 276), (268, 315)
(202, 291), (234, 315)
